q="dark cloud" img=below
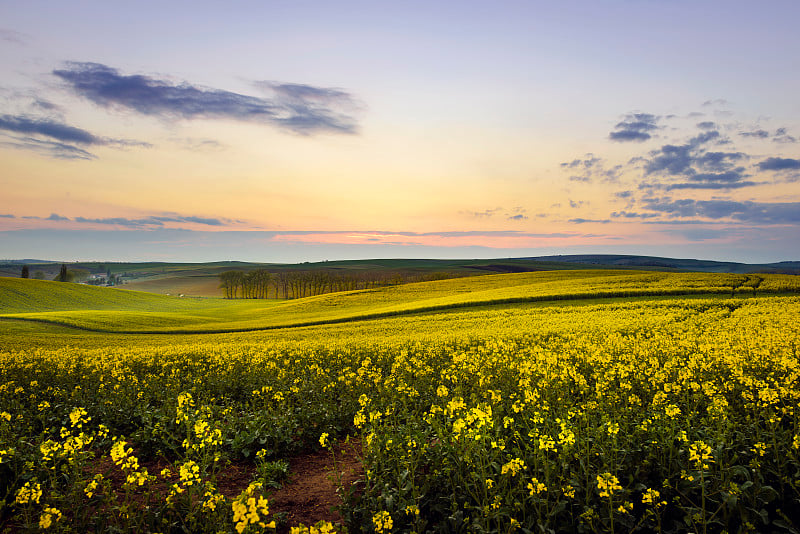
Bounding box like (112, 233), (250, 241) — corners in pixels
(609, 112), (659, 142)
(0, 113), (151, 159)
(642, 199), (800, 224)
(641, 130), (757, 190)
(155, 215), (223, 226)
(610, 211), (658, 219)
(74, 215), (224, 227)
(739, 129), (769, 139)
(53, 62), (360, 135)
(0, 214), (15, 218)
(507, 214), (528, 221)
(0, 114), (101, 144)
(569, 200), (584, 209)
(46, 213), (69, 221)
(664, 179), (756, 190)
(757, 157), (800, 171)
(694, 151), (746, 172)
(614, 190), (633, 199)
(696, 121), (716, 130)
(569, 218), (611, 224)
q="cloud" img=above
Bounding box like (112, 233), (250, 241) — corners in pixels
(702, 99), (729, 107)
(462, 208), (502, 218)
(0, 214), (15, 218)
(46, 213), (69, 221)
(507, 214), (528, 221)
(569, 218), (610, 224)
(757, 157), (800, 171)
(739, 128), (769, 139)
(0, 114), (102, 144)
(696, 121), (717, 130)
(642, 199), (800, 224)
(609, 112), (659, 142)
(0, 28), (26, 44)
(73, 215), (225, 227)
(0, 113), (151, 159)
(173, 137), (226, 152)
(0, 136), (96, 160)
(53, 62), (360, 135)
(640, 130), (757, 190)
(773, 127), (797, 144)
(561, 154), (621, 183)
(610, 211), (658, 219)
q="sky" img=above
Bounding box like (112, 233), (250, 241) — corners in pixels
(1, 0), (799, 264)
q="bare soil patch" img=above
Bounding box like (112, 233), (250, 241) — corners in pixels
(267, 439), (363, 532)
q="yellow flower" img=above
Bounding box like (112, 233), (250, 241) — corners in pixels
(596, 472), (621, 498)
(372, 511), (393, 533)
(16, 481), (42, 504)
(527, 477), (547, 495)
(689, 440), (713, 468)
(69, 407), (90, 428)
(501, 458), (526, 477)
(319, 432), (329, 448)
(642, 488), (659, 504)
(39, 507), (62, 529)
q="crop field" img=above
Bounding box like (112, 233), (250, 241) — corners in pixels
(1, 271), (800, 533)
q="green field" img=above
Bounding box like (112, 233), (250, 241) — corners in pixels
(2, 271), (800, 532)
(2, 271), (795, 333)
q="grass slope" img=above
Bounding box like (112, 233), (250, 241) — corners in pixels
(2, 271), (798, 334)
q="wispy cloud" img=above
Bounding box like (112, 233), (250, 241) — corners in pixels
(0, 28), (27, 45)
(461, 207), (529, 220)
(8, 212), (231, 229)
(0, 136), (97, 160)
(642, 199), (800, 224)
(0, 113), (151, 159)
(74, 215), (225, 227)
(53, 62), (361, 135)
(560, 154), (622, 183)
(739, 128), (769, 139)
(569, 218), (611, 224)
(773, 127), (797, 144)
(609, 112), (660, 142)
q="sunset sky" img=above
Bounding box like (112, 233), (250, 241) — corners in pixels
(2, 1), (799, 263)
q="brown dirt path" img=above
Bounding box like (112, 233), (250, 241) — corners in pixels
(267, 439), (363, 532)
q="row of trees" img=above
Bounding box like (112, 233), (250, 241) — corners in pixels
(219, 269), (463, 299)
(19, 264), (88, 283)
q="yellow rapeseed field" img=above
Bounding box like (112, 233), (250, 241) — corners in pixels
(1, 271), (799, 532)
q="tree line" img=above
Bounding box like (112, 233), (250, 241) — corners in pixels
(218, 269), (464, 299)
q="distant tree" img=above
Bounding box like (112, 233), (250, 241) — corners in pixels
(58, 264), (68, 282)
(21, 265), (29, 278)
(33, 271), (45, 280)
